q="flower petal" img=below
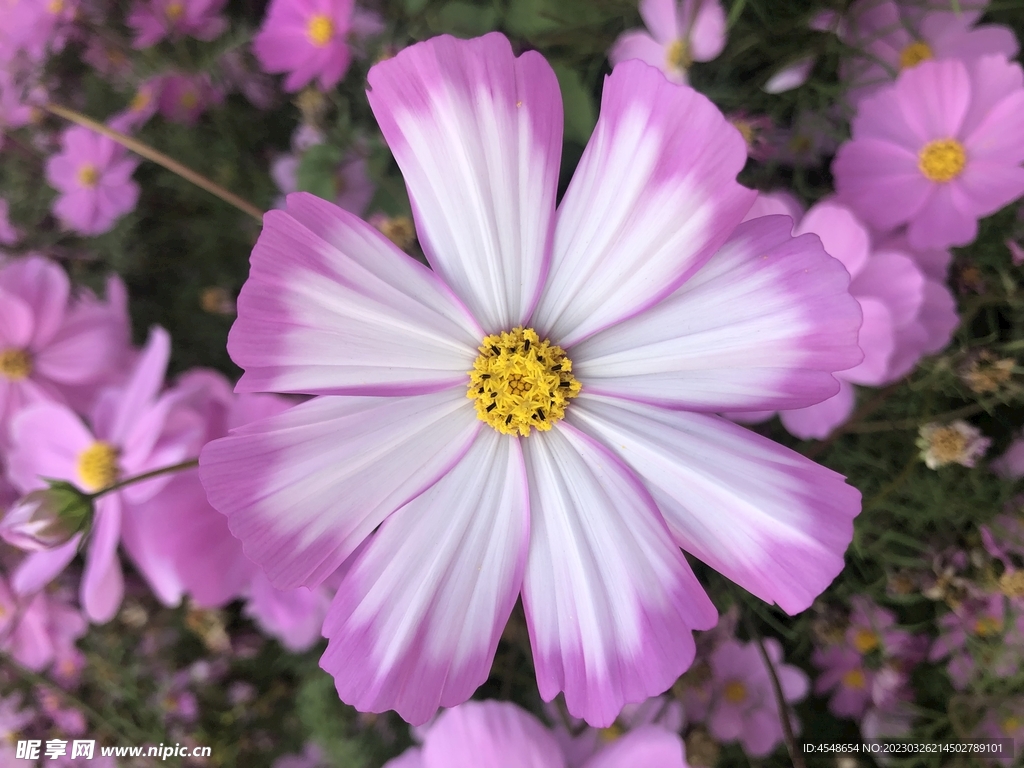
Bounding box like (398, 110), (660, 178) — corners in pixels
(581, 726), (687, 768)
(568, 395), (860, 614)
(608, 31), (670, 73)
(422, 701), (565, 768)
(0, 256), (69, 349)
(80, 495), (124, 623)
(521, 422), (717, 727)
(779, 379), (857, 440)
(832, 138), (932, 233)
(895, 58), (970, 140)
(639, 0), (678, 45)
(106, 326), (170, 446)
(8, 402), (94, 492)
(11, 537), (81, 596)
(198, 390), (480, 590)
(688, 0), (727, 62)
(531, 59), (754, 347)
(571, 216), (862, 412)
(321, 429), (529, 726)
(232, 193), (482, 396)
(0, 288), (33, 348)
(366, 33), (562, 331)
(906, 183), (977, 249)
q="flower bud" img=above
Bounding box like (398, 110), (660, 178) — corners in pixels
(0, 482), (94, 551)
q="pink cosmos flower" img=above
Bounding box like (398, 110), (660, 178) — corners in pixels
(108, 78), (161, 134)
(840, 0), (1019, 106)
(253, 0), (357, 92)
(929, 594), (1019, 689)
(0, 198), (19, 245)
(271, 145), (375, 216)
(199, 34), (863, 726)
(45, 125), (140, 236)
(833, 56), (1024, 250)
(383, 700), (690, 768)
(974, 698), (1024, 740)
(0, 577), (86, 673)
(993, 434), (1024, 480)
(811, 645), (875, 718)
(128, 0), (228, 49)
(0, 256), (130, 436)
(0, 0), (79, 63)
(156, 72), (223, 126)
(707, 638), (808, 758)
(609, 0), (726, 85)
(6, 328), (201, 623)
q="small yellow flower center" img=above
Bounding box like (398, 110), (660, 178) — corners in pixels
(76, 441), (120, 492)
(307, 14), (334, 46)
(0, 348), (32, 381)
(852, 628), (880, 654)
(899, 41), (933, 69)
(927, 426), (969, 464)
(468, 327), (580, 437)
(47, 0), (63, 14)
(732, 120), (755, 147)
(77, 164), (100, 188)
(842, 668), (867, 690)
(666, 39), (692, 72)
(131, 90), (151, 112)
(723, 680), (747, 704)
(598, 724), (623, 743)
(179, 89), (199, 110)
(374, 215), (416, 251)
(1000, 571), (1024, 599)
(1004, 716), (1021, 734)
(974, 615), (1002, 637)
(919, 139), (966, 183)
(165, 1), (184, 21)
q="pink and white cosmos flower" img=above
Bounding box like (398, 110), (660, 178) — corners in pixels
(199, 33), (863, 726)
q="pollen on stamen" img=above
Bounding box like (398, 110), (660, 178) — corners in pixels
(918, 138), (966, 183)
(0, 348), (32, 381)
(76, 441), (121, 492)
(899, 40), (933, 69)
(467, 327), (581, 437)
(307, 14), (334, 46)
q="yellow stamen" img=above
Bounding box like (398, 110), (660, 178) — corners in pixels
(999, 571), (1024, 599)
(723, 680), (747, 704)
(842, 668), (867, 690)
(131, 90), (151, 113)
(899, 41), (933, 69)
(77, 164), (100, 188)
(974, 615), (1002, 637)
(165, 1), (184, 21)
(47, 0), (63, 13)
(307, 14), (334, 46)
(852, 628), (879, 654)
(666, 39), (692, 72)
(179, 89), (199, 110)
(919, 139), (966, 183)
(598, 724), (622, 743)
(1004, 716), (1021, 734)
(467, 327), (580, 437)
(76, 441), (120, 492)
(0, 349), (31, 381)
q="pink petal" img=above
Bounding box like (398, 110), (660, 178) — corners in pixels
(366, 33), (562, 331)
(938, 25), (1019, 65)
(851, 251), (926, 328)
(894, 58), (971, 141)
(382, 750), (425, 768)
(569, 395), (859, 615)
(841, 297), (895, 386)
(532, 59), (754, 347)
(106, 326), (170, 446)
(688, 0), (726, 62)
(231, 193), (481, 397)
(198, 390), (480, 590)
(0, 287), (34, 348)
(80, 495), (124, 623)
(8, 402), (94, 491)
(422, 701), (565, 768)
(11, 536), (81, 596)
(918, 279), (959, 355)
(581, 726), (687, 768)
(321, 430), (528, 725)
(639, 0), (678, 45)
(763, 57), (815, 94)
(608, 32), (671, 74)
(571, 216), (862, 412)
(521, 423), (717, 727)
(795, 200), (871, 278)
(244, 571), (330, 652)
(954, 161), (1024, 218)
(779, 379), (858, 440)
(0, 256), (69, 349)
(832, 138), (932, 233)
(959, 55), (1024, 145)
(906, 184), (977, 249)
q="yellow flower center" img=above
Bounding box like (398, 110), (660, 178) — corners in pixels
(467, 327), (581, 437)
(165, 1), (184, 21)
(598, 724), (622, 743)
(77, 164), (100, 188)
(666, 39), (692, 72)
(919, 139), (966, 183)
(974, 615), (1002, 637)
(927, 425), (969, 464)
(732, 120), (755, 147)
(307, 14), (334, 46)
(723, 680), (747, 704)
(47, 0), (62, 13)
(131, 90), (151, 112)
(852, 628), (880, 654)
(1000, 571), (1024, 599)
(76, 441), (120, 492)
(179, 89), (199, 110)
(842, 668), (867, 690)
(0, 348), (31, 381)
(1004, 716), (1021, 734)
(899, 41), (933, 69)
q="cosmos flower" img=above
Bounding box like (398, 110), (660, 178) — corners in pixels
(833, 56), (1024, 250)
(609, 0), (726, 84)
(127, 0), (228, 49)
(0, 0), (78, 64)
(252, 0), (358, 92)
(156, 72), (223, 126)
(382, 700), (690, 768)
(45, 125), (140, 236)
(200, 33), (862, 726)
(917, 420), (990, 470)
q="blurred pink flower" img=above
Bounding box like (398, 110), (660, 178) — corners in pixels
(45, 125), (140, 236)
(0, 256), (131, 435)
(834, 56), (1024, 250)
(271, 145), (375, 216)
(812, 645), (875, 718)
(840, 0), (1019, 106)
(128, 0), (228, 48)
(0, 577), (86, 674)
(0, 71), (35, 151)
(609, 0), (726, 85)
(253, 0), (357, 92)
(108, 78), (162, 134)
(993, 435), (1024, 480)
(0, 0), (79, 63)
(156, 72), (223, 126)
(383, 699), (690, 768)
(929, 593), (1021, 689)
(707, 638), (808, 758)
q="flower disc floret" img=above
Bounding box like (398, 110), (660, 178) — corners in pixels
(918, 138), (965, 182)
(0, 349), (31, 381)
(899, 41), (932, 69)
(307, 14), (334, 46)
(77, 164), (99, 188)
(722, 680), (747, 704)
(76, 441), (120, 492)
(467, 327), (580, 437)
(852, 628), (879, 654)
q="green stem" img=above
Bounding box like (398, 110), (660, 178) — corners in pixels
(92, 458), (199, 499)
(43, 103), (265, 223)
(743, 616), (806, 768)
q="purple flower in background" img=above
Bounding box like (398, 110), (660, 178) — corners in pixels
(128, 0), (228, 48)
(253, 0), (358, 92)
(45, 125), (140, 236)
(609, 0), (727, 84)
(156, 72), (223, 126)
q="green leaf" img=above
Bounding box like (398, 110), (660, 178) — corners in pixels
(428, 1), (500, 37)
(404, 0), (429, 15)
(296, 144), (342, 201)
(551, 62), (596, 146)
(504, 0), (560, 38)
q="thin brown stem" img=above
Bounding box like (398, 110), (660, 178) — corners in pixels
(43, 103), (265, 223)
(93, 458), (199, 499)
(743, 615), (806, 768)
